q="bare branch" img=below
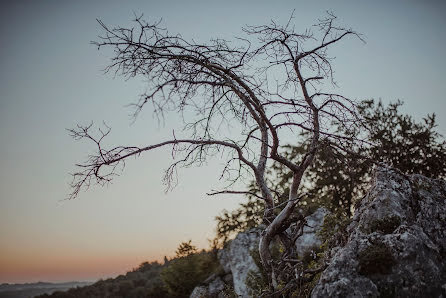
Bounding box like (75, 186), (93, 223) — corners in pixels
(71, 12), (365, 294)
(207, 190), (265, 201)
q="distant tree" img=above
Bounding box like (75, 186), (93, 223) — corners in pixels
(360, 99), (446, 178)
(175, 240), (198, 258)
(161, 241), (219, 297)
(70, 12), (365, 294)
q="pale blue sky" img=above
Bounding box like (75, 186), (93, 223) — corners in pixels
(0, 0), (445, 283)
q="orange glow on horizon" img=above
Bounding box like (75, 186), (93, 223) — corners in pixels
(0, 252), (168, 284)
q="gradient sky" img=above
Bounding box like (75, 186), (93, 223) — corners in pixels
(1, 0), (445, 284)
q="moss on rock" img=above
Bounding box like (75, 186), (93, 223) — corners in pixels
(363, 215), (401, 235)
(358, 242), (395, 276)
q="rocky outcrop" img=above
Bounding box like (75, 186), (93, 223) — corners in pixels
(190, 227), (261, 298)
(312, 167), (446, 298)
(295, 207), (329, 256)
(190, 207), (330, 298)
(190, 274), (226, 298)
(190, 285), (209, 298)
(218, 227), (261, 297)
(192, 168), (446, 297)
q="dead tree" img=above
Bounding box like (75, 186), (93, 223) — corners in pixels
(69, 12), (364, 294)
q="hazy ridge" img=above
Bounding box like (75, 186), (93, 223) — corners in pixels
(0, 282), (92, 298)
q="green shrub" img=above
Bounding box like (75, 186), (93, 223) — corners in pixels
(161, 251), (220, 297)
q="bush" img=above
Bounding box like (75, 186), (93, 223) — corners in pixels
(161, 251), (220, 297)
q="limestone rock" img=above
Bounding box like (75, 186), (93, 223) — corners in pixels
(217, 248), (232, 274)
(190, 286), (209, 298)
(312, 167), (446, 298)
(208, 275), (225, 296)
(220, 227), (261, 298)
(222, 273), (233, 286)
(190, 227), (261, 298)
(189, 274), (226, 298)
(295, 207), (329, 256)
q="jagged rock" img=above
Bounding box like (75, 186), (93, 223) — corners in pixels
(220, 227), (261, 298)
(217, 248), (232, 274)
(295, 207), (329, 256)
(189, 274), (226, 298)
(222, 273), (233, 285)
(208, 276), (225, 297)
(190, 285), (209, 298)
(312, 167), (446, 298)
(191, 227), (260, 298)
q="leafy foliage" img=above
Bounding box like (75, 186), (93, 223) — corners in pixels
(300, 99), (446, 215)
(174, 240), (198, 258)
(360, 99), (446, 178)
(215, 197), (263, 247)
(210, 99), (446, 295)
(214, 99), (446, 245)
(161, 250), (220, 297)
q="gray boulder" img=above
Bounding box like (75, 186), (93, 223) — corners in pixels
(295, 207), (329, 256)
(218, 227), (261, 297)
(190, 285), (209, 298)
(217, 246), (232, 275)
(189, 274), (226, 298)
(207, 275), (225, 297)
(190, 227), (261, 298)
(312, 167), (446, 298)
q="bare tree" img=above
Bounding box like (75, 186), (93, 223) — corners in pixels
(69, 12), (364, 294)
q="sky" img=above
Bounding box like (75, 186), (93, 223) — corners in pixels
(0, 0), (445, 284)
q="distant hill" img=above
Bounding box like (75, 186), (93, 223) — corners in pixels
(30, 249), (223, 298)
(33, 261), (170, 298)
(0, 282), (92, 298)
